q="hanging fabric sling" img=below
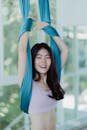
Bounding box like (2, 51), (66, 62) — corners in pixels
(18, 0), (61, 113)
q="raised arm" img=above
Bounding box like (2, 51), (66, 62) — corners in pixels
(18, 17), (34, 87)
(18, 32), (29, 87)
(52, 36), (69, 68)
(34, 22), (69, 68)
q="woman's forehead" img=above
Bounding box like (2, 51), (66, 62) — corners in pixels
(37, 48), (50, 55)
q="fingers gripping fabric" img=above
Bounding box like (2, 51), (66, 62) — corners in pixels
(19, 18), (33, 39)
(18, 0), (61, 113)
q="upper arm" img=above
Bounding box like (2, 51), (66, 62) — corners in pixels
(53, 36), (69, 68)
(53, 36), (69, 52)
(19, 32), (29, 52)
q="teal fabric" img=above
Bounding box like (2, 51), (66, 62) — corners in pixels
(43, 25), (61, 81)
(19, 18), (33, 113)
(18, 0), (61, 113)
(19, 18), (33, 39)
(19, 0), (30, 21)
(38, 0), (51, 23)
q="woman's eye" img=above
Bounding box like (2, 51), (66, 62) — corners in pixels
(36, 56), (41, 59)
(46, 56), (50, 59)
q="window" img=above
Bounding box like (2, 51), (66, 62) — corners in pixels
(62, 26), (87, 122)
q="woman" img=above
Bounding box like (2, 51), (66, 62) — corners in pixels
(18, 21), (69, 130)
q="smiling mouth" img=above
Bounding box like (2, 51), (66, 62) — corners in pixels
(39, 66), (47, 69)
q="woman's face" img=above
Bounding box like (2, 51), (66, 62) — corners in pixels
(34, 48), (51, 75)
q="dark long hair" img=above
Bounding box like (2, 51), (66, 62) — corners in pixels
(31, 43), (65, 100)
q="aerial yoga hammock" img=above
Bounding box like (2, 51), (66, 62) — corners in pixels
(18, 0), (62, 113)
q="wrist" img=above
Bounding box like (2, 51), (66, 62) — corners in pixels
(19, 18), (33, 39)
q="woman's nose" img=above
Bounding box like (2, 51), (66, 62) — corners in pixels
(41, 57), (46, 63)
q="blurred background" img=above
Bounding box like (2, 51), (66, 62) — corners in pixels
(0, 0), (87, 130)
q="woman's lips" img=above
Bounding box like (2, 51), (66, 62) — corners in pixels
(39, 65), (47, 69)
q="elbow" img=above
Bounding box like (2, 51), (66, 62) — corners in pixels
(61, 45), (69, 56)
(61, 46), (69, 68)
(18, 83), (22, 88)
(64, 47), (69, 63)
(17, 76), (22, 88)
(66, 46), (69, 56)
(18, 81), (20, 87)
(18, 32), (28, 53)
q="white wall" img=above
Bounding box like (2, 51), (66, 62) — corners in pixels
(57, 0), (87, 26)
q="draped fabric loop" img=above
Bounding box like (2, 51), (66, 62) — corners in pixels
(18, 0), (61, 113)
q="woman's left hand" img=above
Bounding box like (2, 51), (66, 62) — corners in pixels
(33, 22), (49, 31)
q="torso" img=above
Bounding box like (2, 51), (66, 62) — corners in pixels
(28, 80), (57, 114)
(29, 109), (56, 130)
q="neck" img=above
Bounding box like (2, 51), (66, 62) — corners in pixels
(40, 74), (47, 84)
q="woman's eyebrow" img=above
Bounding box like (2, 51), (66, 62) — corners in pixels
(36, 54), (42, 56)
(37, 53), (50, 56)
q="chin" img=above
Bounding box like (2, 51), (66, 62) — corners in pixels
(39, 71), (47, 75)
(37, 69), (48, 75)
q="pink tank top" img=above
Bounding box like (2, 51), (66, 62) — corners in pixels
(28, 80), (57, 114)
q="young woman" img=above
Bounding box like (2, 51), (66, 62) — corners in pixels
(18, 21), (69, 130)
